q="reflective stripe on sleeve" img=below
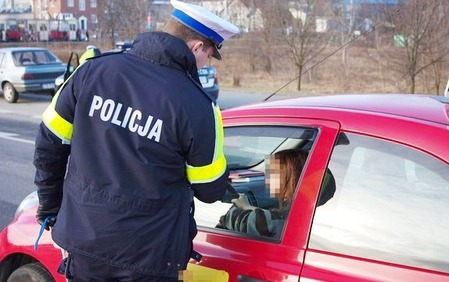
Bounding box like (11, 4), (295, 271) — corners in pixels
(186, 103), (227, 184)
(42, 97), (73, 144)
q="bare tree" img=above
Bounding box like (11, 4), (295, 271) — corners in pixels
(283, 0), (331, 91)
(328, 0), (355, 68)
(97, 0), (149, 48)
(119, 1), (150, 40)
(250, 0), (292, 74)
(427, 0), (449, 95)
(389, 0), (449, 94)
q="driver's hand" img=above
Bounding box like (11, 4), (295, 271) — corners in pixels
(231, 194), (256, 210)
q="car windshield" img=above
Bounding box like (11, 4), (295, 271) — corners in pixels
(12, 50), (61, 66)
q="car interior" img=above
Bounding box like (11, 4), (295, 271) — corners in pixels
(195, 125), (336, 240)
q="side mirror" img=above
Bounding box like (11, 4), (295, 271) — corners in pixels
(63, 51), (80, 80)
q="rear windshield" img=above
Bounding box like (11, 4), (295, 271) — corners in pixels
(12, 50), (61, 66)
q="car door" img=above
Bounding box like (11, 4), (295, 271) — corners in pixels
(192, 115), (340, 282)
(303, 130), (449, 281)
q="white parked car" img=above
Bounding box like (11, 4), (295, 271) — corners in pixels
(0, 47), (66, 103)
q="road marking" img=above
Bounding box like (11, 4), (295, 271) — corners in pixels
(0, 131), (35, 145)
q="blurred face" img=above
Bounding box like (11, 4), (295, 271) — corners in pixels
(191, 41), (214, 68)
(265, 155), (283, 198)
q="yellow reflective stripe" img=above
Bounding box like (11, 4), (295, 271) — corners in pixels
(186, 103), (226, 183)
(42, 96), (73, 144)
(214, 105), (224, 157)
(41, 62), (81, 144)
(186, 154), (227, 183)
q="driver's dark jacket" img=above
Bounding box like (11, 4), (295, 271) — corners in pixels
(33, 31), (228, 278)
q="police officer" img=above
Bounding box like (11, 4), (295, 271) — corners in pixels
(79, 44), (101, 64)
(33, 0), (239, 280)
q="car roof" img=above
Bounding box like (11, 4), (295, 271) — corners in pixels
(225, 94), (449, 126)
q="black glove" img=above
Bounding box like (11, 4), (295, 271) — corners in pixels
(36, 205), (59, 231)
(37, 215), (57, 231)
(220, 182), (239, 203)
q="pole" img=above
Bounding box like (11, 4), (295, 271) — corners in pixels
(224, 0), (228, 20)
(444, 78), (449, 97)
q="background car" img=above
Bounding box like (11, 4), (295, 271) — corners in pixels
(114, 40), (133, 51)
(0, 47), (66, 103)
(2, 94), (449, 281)
(198, 65), (219, 99)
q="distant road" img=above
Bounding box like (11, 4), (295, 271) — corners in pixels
(0, 114), (40, 230)
(218, 89), (293, 109)
(0, 93), (51, 121)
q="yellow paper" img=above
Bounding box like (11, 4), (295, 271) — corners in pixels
(179, 263), (229, 282)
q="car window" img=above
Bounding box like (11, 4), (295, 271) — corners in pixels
(12, 50), (61, 66)
(12, 51), (24, 65)
(195, 125), (317, 241)
(310, 132), (449, 272)
(42, 50), (62, 64)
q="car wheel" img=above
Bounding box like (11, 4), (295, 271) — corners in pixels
(6, 262), (55, 282)
(3, 82), (19, 103)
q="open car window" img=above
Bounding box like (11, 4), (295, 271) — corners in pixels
(194, 125), (317, 241)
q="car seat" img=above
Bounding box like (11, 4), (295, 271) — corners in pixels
(20, 58), (32, 65)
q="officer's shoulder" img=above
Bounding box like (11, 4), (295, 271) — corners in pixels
(90, 49), (126, 60)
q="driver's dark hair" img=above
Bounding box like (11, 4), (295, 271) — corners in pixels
(163, 18), (214, 49)
(274, 149), (308, 208)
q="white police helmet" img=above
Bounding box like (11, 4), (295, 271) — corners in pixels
(170, 0), (240, 60)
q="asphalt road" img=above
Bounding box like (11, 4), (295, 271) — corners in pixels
(0, 93), (46, 230)
(0, 90), (291, 230)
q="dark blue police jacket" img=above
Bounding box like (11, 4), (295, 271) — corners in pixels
(33, 31), (229, 278)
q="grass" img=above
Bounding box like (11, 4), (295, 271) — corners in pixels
(213, 39), (447, 96)
(9, 38), (444, 96)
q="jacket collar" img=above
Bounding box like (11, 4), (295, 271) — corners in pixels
(129, 31), (199, 81)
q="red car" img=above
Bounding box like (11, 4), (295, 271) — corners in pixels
(5, 28), (23, 42)
(1, 94), (449, 281)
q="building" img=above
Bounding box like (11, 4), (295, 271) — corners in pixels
(0, 0), (98, 41)
(33, 0), (98, 37)
(0, 0), (32, 12)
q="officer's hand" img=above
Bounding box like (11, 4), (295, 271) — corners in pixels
(37, 215), (57, 231)
(220, 182), (239, 203)
(36, 204), (58, 231)
(231, 194), (256, 211)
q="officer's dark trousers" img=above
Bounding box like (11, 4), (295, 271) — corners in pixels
(62, 252), (179, 282)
